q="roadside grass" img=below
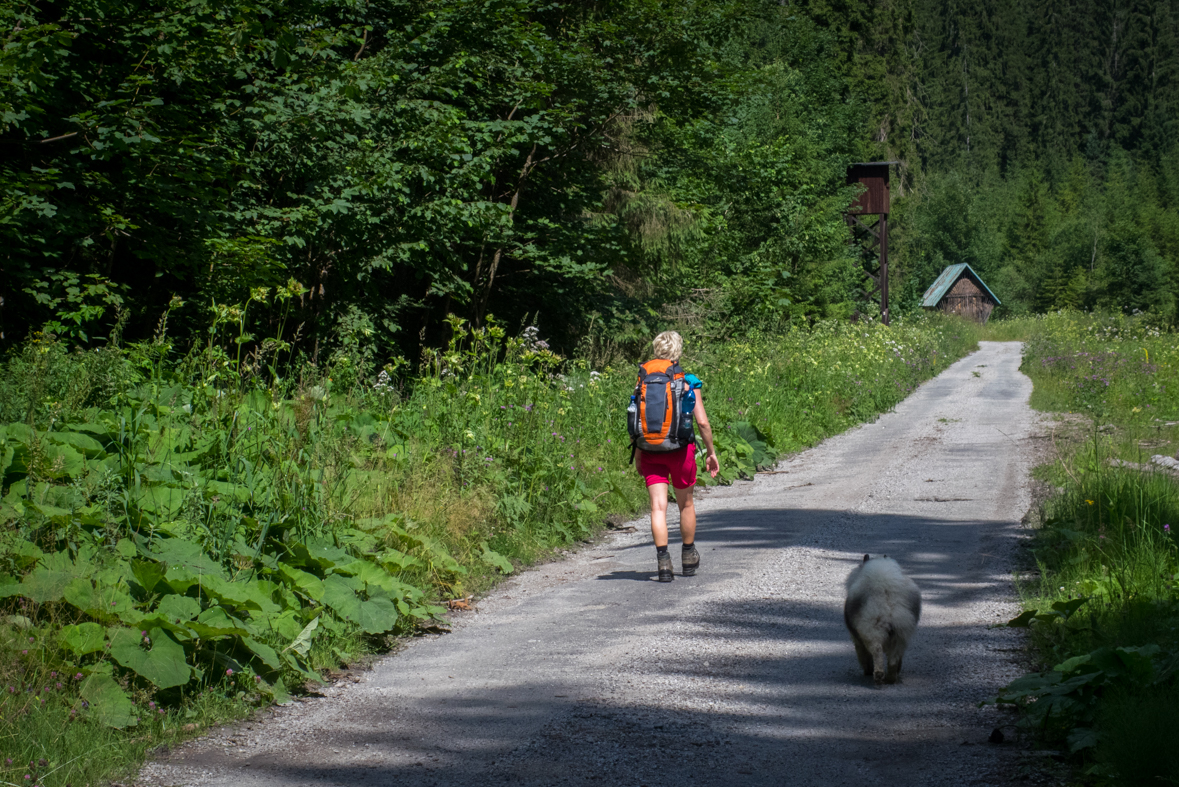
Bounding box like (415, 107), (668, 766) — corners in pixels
(987, 311), (1179, 785)
(0, 310), (981, 786)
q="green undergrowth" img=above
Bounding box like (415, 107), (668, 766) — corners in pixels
(985, 311), (1179, 785)
(0, 310), (980, 786)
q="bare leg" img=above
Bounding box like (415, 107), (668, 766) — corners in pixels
(674, 485), (696, 544)
(647, 483), (670, 547)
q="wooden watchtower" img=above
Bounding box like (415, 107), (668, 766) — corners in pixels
(845, 162), (897, 325)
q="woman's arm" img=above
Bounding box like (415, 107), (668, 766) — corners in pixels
(693, 395), (720, 478)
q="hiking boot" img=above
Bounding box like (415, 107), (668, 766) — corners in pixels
(682, 545), (700, 577)
(657, 552), (674, 582)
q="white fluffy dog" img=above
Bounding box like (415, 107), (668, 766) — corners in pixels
(843, 554), (921, 684)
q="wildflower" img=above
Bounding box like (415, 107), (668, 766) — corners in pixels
(1086, 500), (1094, 505)
(1167, 524), (1172, 533)
(226, 668), (234, 676)
(74, 673), (83, 681)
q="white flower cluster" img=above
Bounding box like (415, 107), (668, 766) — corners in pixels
(522, 326), (550, 351)
(374, 369), (394, 394)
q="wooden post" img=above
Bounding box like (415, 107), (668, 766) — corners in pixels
(879, 214), (889, 325)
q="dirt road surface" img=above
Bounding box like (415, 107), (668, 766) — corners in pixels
(139, 341), (1041, 787)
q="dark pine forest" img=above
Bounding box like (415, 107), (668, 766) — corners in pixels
(3, 0), (1178, 359)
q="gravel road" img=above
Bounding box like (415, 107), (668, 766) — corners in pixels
(139, 341), (1042, 787)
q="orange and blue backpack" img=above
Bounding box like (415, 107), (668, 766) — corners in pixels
(627, 359), (696, 461)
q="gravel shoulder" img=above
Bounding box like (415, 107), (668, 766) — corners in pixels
(139, 341), (1042, 787)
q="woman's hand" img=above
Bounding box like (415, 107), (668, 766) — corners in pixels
(705, 452), (719, 478)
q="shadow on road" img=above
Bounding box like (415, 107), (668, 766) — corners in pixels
(594, 570), (656, 582)
(162, 508), (1024, 786)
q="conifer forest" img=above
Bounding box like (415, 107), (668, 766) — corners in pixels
(4, 0), (1177, 356)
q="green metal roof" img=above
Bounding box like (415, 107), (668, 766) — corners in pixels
(921, 263), (1001, 307)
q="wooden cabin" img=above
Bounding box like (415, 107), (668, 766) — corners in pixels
(921, 264), (1000, 323)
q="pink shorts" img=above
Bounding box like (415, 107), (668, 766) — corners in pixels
(637, 443), (697, 489)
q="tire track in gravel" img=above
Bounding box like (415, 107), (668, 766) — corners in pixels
(139, 341), (1040, 787)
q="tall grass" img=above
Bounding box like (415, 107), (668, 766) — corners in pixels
(992, 311), (1179, 784)
(0, 310), (981, 786)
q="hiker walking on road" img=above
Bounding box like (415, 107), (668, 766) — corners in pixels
(628, 331), (719, 583)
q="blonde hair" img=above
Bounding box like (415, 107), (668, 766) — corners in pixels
(651, 331), (683, 361)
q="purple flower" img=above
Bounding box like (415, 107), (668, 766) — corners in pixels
(226, 668), (234, 676)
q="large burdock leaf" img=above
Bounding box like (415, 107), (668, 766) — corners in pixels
(79, 673), (137, 729)
(44, 431), (106, 457)
(42, 442), (86, 479)
(59, 622), (106, 656)
(149, 538), (226, 579)
(200, 576), (280, 614)
(156, 594), (202, 622)
(131, 559), (166, 594)
(355, 595), (399, 634)
(303, 539), (353, 571)
(277, 563), (324, 601)
(11, 552), (82, 603)
(109, 627), (191, 689)
(321, 574), (362, 621)
(63, 577), (135, 619)
(189, 606), (251, 639)
(321, 575), (399, 634)
(135, 484), (188, 518)
(243, 637), (282, 670)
